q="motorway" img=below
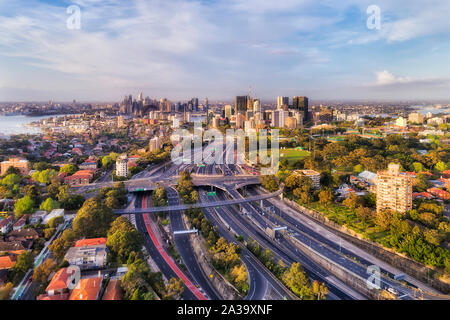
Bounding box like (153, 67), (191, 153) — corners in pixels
(198, 190), (295, 300)
(134, 193), (207, 300)
(240, 187), (421, 300)
(166, 187), (222, 300)
(210, 189), (357, 300)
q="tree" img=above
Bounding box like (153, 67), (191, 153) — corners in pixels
(0, 283), (13, 300)
(107, 217), (143, 264)
(353, 164), (363, 174)
(32, 169), (57, 184)
(13, 251), (34, 274)
(1, 173), (21, 186)
(48, 216), (64, 228)
(22, 185), (40, 204)
(282, 262), (312, 299)
(0, 185), (9, 199)
(318, 189), (333, 204)
(73, 198), (114, 238)
(165, 278), (184, 300)
(48, 238), (67, 261)
(32, 258), (57, 283)
(102, 155), (113, 168)
(375, 210), (392, 230)
(152, 186), (168, 207)
(436, 161), (447, 172)
(14, 195), (35, 219)
(342, 193), (363, 209)
(412, 162), (424, 173)
(60, 164), (78, 175)
(312, 280), (328, 300)
(40, 197), (60, 212)
(60, 194), (85, 210)
(259, 175), (280, 192)
(356, 206), (374, 223)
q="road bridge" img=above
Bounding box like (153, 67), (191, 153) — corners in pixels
(114, 187), (283, 215)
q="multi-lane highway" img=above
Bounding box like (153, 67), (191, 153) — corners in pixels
(166, 187), (222, 300)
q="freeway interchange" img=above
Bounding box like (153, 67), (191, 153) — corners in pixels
(91, 140), (442, 300)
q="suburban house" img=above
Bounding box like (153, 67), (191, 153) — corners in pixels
(13, 215), (28, 231)
(102, 279), (123, 300)
(69, 276), (103, 300)
(64, 244), (108, 270)
(0, 216), (14, 234)
(37, 267), (76, 300)
(64, 170), (95, 186)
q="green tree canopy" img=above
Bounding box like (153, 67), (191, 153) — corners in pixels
(73, 198), (114, 238)
(14, 195), (35, 219)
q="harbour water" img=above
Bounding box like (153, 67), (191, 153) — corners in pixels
(0, 115), (56, 138)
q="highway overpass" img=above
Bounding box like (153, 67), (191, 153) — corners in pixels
(114, 187), (283, 215)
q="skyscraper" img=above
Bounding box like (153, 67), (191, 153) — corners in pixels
(224, 105), (232, 119)
(235, 96), (248, 115)
(253, 99), (261, 113)
(292, 96), (309, 121)
(277, 96), (289, 110)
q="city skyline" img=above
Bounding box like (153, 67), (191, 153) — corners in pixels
(1, 0), (450, 101)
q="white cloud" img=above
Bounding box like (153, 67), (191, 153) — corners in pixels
(375, 70), (413, 86)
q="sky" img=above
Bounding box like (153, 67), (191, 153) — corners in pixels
(0, 0), (450, 102)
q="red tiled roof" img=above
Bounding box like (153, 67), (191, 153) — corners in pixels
(74, 238), (107, 247)
(37, 293), (69, 300)
(102, 279), (123, 300)
(46, 268), (74, 293)
(69, 277), (103, 300)
(0, 255), (16, 270)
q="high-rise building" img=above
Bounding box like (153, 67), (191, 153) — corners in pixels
(277, 97), (289, 110)
(235, 113), (246, 129)
(253, 99), (261, 113)
(224, 105), (233, 119)
(376, 164), (413, 214)
(292, 96), (309, 121)
(271, 110), (287, 128)
(116, 155), (128, 178)
(235, 96), (248, 115)
(149, 137), (161, 152)
(408, 112), (424, 124)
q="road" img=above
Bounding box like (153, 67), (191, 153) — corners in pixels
(212, 189), (357, 300)
(166, 187), (222, 300)
(134, 193), (207, 300)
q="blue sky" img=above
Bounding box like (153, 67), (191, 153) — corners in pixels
(0, 0), (450, 102)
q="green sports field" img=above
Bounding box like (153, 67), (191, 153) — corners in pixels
(279, 148), (310, 164)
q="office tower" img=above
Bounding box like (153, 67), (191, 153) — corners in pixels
(116, 155), (128, 177)
(292, 96), (309, 121)
(253, 99), (261, 113)
(138, 92), (143, 102)
(277, 96), (289, 110)
(224, 105), (232, 119)
(191, 98), (199, 111)
(235, 96), (248, 115)
(246, 110), (254, 121)
(235, 113), (246, 129)
(293, 111), (303, 127)
(271, 110), (286, 128)
(376, 164), (413, 214)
